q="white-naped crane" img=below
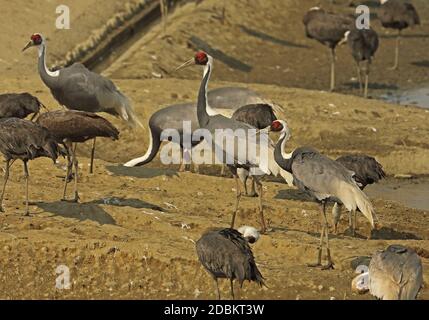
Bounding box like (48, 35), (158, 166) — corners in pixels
(332, 154), (386, 235)
(196, 227), (264, 300)
(175, 51), (293, 233)
(352, 244), (423, 300)
(37, 110), (119, 202)
(0, 118), (61, 215)
(22, 33), (142, 174)
(0, 93), (45, 120)
(339, 27), (379, 98)
(378, 0), (420, 70)
(303, 7), (354, 91)
(271, 120), (377, 269)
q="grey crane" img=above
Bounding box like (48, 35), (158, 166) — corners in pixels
(303, 7), (354, 91)
(352, 244), (423, 300)
(272, 120), (376, 269)
(378, 0), (420, 70)
(37, 110), (119, 202)
(0, 118), (61, 215)
(196, 227), (264, 300)
(124, 87), (281, 174)
(175, 51), (293, 233)
(340, 27), (379, 98)
(332, 154), (386, 235)
(0, 93), (45, 120)
(22, 33), (141, 174)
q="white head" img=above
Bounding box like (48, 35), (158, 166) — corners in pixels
(351, 271), (370, 294)
(22, 33), (45, 52)
(238, 226), (260, 244)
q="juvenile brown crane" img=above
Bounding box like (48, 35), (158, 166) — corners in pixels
(37, 110), (119, 202)
(23, 33), (141, 174)
(196, 227), (264, 300)
(0, 93), (44, 120)
(378, 0), (420, 70)
(0, 118), (61, 215)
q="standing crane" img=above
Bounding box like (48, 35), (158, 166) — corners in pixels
(332, 154), (386, 235)
(303, 7), (354, 91)
(340, 27), (379, 98)
(272, 120), (376, 269)
(37, 110), (119, 202)
(196, 227), (264, 300)
(0, 118), (61, 215)
(22, 33), (141, 174)
(352, 245), (423, 300)
(0, 93), (45, 120)
(175, 51), (293, 233)
(378, 0), (420, 70)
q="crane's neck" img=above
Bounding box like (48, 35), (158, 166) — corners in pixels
(197, 58), (213, 127)
(38, 43), (60, 88)
(274, 131), (293, 173)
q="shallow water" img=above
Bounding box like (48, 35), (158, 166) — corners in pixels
(366, 178), (429, 211)
(381, 86), (429, 109)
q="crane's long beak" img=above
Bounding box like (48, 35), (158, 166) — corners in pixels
(22, 41), (33, 52)
(175, 58), (195, 72)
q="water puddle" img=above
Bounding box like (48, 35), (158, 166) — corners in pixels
(366, 178), (429, 211)
(380, 86), (429, 109)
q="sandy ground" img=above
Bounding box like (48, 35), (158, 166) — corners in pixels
(0, 0), (428, 300)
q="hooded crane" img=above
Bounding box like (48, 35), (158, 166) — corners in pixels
(22, 33), (141, 174)
(0, 118), (60, 215)
(196, 227), (264, 300)
(0, 93), (45, 120)
(124, 87), (282, 174)
(175, 51), (293, 233)
(340, 27), (379, 98)
(332, 154), (386, 235)
(37, 110), (119, 202)
(303, 7), (354, 92)
(378, 0), (420, 70)
(352, 244), (423, 300)
(272, 120), (376, 269)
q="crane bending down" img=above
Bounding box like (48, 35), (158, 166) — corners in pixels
(272, 120), (376, 269)
(0, 118), (61, 215)
(37, 111), (119, 202)
(0, 93), (45, 120)
(332, 154), (385, 235)
(303, 7), (354, 91)
(175, 51), (293, 233)
(352, 244), (423, 300)
(23, 33), (141, 174)
(196, 227), (264, 300)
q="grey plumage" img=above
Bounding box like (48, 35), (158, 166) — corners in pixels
(369, 244), (423, 300)
(378, 0), (420, 69)
(231, 104), (277, 130)
(273, 120), (376, 268)
(37, 110), (119, 202)
(0, 118), (60, 215)
(196, 228), (264, 299)
(0, 93), (44, 120)
(303, 7), (354, 91)
(333, 154), (385, 234)
(344, 28), (379, 98)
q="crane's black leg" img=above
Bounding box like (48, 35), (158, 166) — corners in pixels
(308, 202), (327, 268)
(255, 179), (267, 234)
(62, 143), (73, 201)
(0, 159), (11, 213)
(71, 144), (80, 203)
(90, 137), (96, 174)
(330, 48), (336, 92)
(230, 173), (242, 229)
(23, 161), (30, 216)
(332, 202), (342, 234)
(390, 30), (401, 70)
(214, 277), (221, 300)
(230, 279), (235, 300)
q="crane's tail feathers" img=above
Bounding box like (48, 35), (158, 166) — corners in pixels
(344, 183), (377, 229)
(123, 123), (160, 167)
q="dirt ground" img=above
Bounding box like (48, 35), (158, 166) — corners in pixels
(0, 0), (428, 300)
